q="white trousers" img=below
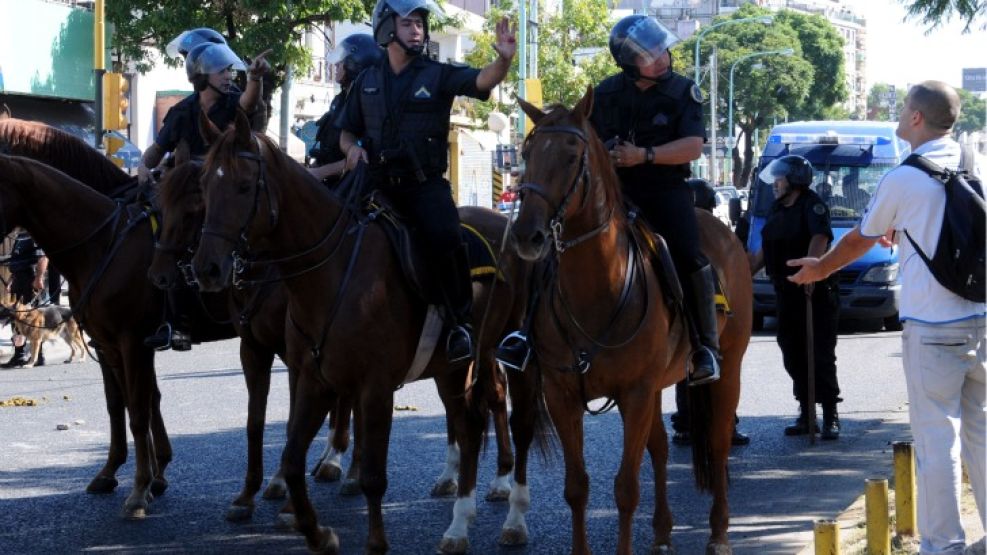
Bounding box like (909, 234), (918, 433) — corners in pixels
(903, 318), (986, 554)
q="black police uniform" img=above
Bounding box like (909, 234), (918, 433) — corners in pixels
(155, 89), (243, 157)
(8, 231), (43, 304)
(761, 189), (841, 407)
(336, 56), (488, 331)
(589, 71), (706, 280)
(309, 89), (349, 187)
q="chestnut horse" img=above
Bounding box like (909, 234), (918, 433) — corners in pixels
(146, 152), (518, 516)
(190, 111), (526, 553)
(507, 90), (751, 554)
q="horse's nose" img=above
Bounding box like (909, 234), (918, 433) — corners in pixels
(196, 262), (223, 287)
(524, 228), (548, 250)
(148, 270), (172, 290)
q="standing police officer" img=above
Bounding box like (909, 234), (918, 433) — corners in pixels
(337, 0), (516, 363)
(138, 31), (270, 351)
(308, 34), (382, 186)
(589, 15), (719, 385)
(748, 155), (841, 439)
(2, 230), (48, 368)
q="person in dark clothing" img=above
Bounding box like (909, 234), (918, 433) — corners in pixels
(46, 266), (61, 306)
(588, 15), (719, 386)
(2, 230), (48, 368)
(308, 34), (382, 187)
(138, 31), (270, 352)
(670, 178), (750, 446)
(748, 155), (842, 440)
(337, 0), (515, 363)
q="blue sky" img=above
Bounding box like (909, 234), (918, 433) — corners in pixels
(859, 0), (986, 90)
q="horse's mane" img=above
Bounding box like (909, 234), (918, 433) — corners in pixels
(0, 119), (134, 193)
(0, 154), (111, 205)
(158, 161), (203, 210)
(203, 126), (288, 177)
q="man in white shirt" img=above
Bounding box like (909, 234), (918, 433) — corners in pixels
(788, 80), (985, 555)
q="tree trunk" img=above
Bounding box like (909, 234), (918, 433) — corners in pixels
(740, 122), (756, 190)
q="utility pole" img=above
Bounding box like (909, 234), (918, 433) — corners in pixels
(709, 48), (718, 186)
(93, 0), (105, 149)
(516, 0), (527, 142)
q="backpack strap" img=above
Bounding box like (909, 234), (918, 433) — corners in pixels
(900, 153), (949, 183)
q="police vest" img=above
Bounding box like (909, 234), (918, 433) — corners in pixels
(761, 190), (834, 280)
(359, 59), (451, 178)
(9, 233), (42, 274)
(310, 90), (347, 167)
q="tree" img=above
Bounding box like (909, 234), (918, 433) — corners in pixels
(866, 83), (906, 121)
(956, 87), (986, 136)
(898, 0), (987, 33)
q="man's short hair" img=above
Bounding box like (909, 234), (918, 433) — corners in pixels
(908, 80), (961, 131)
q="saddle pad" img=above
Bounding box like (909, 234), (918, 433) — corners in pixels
(635, 222), (731, 314)
(460, 223), (499, 280)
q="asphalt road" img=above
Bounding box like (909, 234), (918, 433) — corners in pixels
(0, 319), (912, 554)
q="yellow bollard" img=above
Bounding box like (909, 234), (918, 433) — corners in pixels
(866, 477), (891, 555)
(814, 519), (840, 555)
(893, 441), (917, 536)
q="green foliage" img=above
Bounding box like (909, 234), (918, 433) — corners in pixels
(898, 0), (987, 33)
(956, 87), (986, 136)
(866, 83), (906, 121)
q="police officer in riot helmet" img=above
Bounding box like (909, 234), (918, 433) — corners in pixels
(308, 34), (382, 186)
(337, 0), (516, 363)
(589, 15), (719, 385)
(139, 30), (271, 352)
(748, 155), (842, 439)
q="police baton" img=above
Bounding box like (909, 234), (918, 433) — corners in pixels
(804, 283), (816, 445)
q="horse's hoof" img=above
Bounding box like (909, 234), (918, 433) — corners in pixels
(314, 462), (343, 483)
(309, 525), (339, 554)
(150, 477), (168, 497)
(122, 500), (148, 520)
(652, 542), (675, 554)
(484, 486), (511, 502)
(273, 511), (296, 530)
(431, 479), (458, 498)
(339, 478), (362, 496)
(86, 475), (118, 494)
(226, 503), (254, 522)
(437, 535), (469, 554)
(704, 542), (731, 555)
(499, 526), (528, 546)
(262, 479), (288, 499)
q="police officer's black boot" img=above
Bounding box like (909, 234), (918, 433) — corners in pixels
(821, 403), (840, 440)
(2, 345), (29, 368)
(443, 245), (474, 364)
(144, 288), (192, 352)
(784, 403), (820, 436)
(687, 265), (721, 386)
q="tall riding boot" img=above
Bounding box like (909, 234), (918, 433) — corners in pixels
(1, 344), (29, 368)
(784, 403), (819, 436)
(821, 403), (840, 440)
(144, 289), (192, 351)
(441, 244), (474, 364)
(686, 265), (721, 386)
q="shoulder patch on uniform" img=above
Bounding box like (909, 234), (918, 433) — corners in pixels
(813, 203), (826, 215)
(690, 84), (703, 103)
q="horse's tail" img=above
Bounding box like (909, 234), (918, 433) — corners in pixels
(530, 364), (560, 462)
(688, 382), (715, 491)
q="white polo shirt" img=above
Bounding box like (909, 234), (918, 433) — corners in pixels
(859, 137), (986, 324)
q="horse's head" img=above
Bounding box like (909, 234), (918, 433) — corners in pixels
(192, 109), (280, 292)
(148, 142), (204, 290)
(511, 86), (618, 262)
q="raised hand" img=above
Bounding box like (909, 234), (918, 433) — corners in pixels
(492, 17), (517, 61)
(248, 49), (272, 80)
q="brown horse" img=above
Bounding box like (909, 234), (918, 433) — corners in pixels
(190, 111), (526, 553)
(507, 89), (751, 554)
(0, 153), (175, 518)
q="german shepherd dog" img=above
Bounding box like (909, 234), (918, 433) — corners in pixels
(0, 302), (86, 366)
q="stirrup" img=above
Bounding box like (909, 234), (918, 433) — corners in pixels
(446, 325), (474, 364)
(495, 331), (531, 373)
(688, 346), (720, 386)
(144, 323), (174, 351)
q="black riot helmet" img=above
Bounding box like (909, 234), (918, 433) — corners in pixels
(758, 155), (814, 189)
(328, 34), (384, 85)
(609, 15), (679, 79)
(372, 0), (444, 55)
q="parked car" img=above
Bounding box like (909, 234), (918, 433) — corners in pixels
(498, 188), (519, 215)
(746, 120), (910, 332)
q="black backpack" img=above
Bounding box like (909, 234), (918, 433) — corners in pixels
(901, 147), (985, 303)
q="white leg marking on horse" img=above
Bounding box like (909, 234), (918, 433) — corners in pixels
(442, 489), (476, 540)
(503, 483), (530, 531)
(316, 428), (335, 463)
(437, 442), (460, 484)
(487, 472), (512, 499)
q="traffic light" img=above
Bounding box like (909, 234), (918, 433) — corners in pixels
(103, 72), (129, 130)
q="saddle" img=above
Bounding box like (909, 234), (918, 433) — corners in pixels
(362, 192), (500, 302)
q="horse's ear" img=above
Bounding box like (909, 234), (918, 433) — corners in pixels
(174, 140), (191, 166)
(233, 108), (252, 148)
(198, 109), (221, 146)
(0, 104), (10, 120)
(517, 95), (545, 125)
(573, 85), (594, 121)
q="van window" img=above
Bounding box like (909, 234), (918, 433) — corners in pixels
(810, 163), (896, 220)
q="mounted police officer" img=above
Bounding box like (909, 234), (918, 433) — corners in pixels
(308, 34), (382, 186)
(336, 0), (516, 363)
(748, 155), (841, 439)
(588, 15), (719, 386)
(2, 230), (48, 368)
(138, 29), (271, 351)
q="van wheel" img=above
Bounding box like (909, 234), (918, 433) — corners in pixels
(752, 313), (765, 331)
(884, 315), (903, 332)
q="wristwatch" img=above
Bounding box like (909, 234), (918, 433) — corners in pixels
(645, 147), (655, 164)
